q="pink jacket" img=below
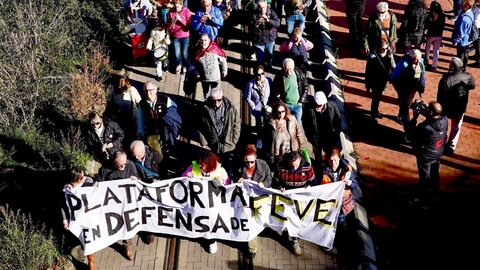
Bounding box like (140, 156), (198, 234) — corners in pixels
(279, 37), (314, 53)
(167, 7), (192, 39)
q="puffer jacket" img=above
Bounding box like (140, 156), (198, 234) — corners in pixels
(413, 115), (448, 160)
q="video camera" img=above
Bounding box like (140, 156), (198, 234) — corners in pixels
(410, 99), (429, 116)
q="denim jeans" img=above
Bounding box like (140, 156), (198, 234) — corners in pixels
(286, 103), (303, 126)
(172, 37), (189, 67)
(287, 14), (305, 34)
(254, 42), (275, 65)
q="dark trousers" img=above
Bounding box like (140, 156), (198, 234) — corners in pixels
(474, 38), (480, 64)
(456, 44), (469, 70)
(220, 150), (235, 182)
(370, 86), (385, 116)
(346, 0), (366, 44)
(398, 89), (417, 131)
(416, 156), (440, 202)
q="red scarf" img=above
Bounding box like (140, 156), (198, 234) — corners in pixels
(195, 41), (226, 62)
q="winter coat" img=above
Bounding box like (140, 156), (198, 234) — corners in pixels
(251, 7), (280, 45)
(245, 77), (271, 114)
(412, 115), (448, 160)
(364, 11), (398, 52)
(198, 97), (241, 153)
(132, 147), (162, 183)
(365, 51), (396, 91)
(452, 10), (474, 46)
(398, 4), (427, 48)
(237, 158), (273, 188)
(85, 120), (125, 162)
(271, 67), (309, 105)
(303, 100), (342, 153)
(437, 71), (476, 118)
(191, 6), (224, 40)
(264, 114), (305, 162)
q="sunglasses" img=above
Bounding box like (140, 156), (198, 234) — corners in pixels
(379, 47), (389, 52)
(257, 72), (265, 76)
(244, 160), (255, 164)
(91, 122), (101, 126)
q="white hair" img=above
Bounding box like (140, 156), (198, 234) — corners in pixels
(130, 140), (145, 152)
(283, 58), (295, 68)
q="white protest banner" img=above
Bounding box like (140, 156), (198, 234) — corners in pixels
(64, 177), (345, 255)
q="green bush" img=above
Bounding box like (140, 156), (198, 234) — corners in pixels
(0, 206), (66, 270)
(1, 126), (91, 171)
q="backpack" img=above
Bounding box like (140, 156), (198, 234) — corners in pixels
(467, 15), (479, 43)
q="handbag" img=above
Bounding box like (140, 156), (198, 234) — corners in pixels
(342, 189), (356, 215)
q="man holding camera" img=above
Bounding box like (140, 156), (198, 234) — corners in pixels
(437, 57), (476, 155)
(408, 101), (448, 210)
(389, 49), (426, 135)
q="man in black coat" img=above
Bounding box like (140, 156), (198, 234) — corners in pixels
(409, 101), (448, 210)
(130, 140), (162, 182)
(85, 111), (125, 165)
(303, 91), (342, 167)
(437, 57), (476, 155)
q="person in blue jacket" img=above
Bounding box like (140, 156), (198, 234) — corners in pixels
(191, 0), (224, 42)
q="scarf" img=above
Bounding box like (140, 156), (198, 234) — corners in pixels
(195, 41), (226, 62)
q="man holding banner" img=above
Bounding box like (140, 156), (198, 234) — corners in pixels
(275, 151), (317, 256)
(96, 151), (139, 260)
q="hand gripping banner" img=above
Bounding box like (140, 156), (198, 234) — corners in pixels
(64, 177), (345, 255)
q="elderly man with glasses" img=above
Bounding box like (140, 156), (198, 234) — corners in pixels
(363, 1), (398, 55)
(198, 87), (241, 180)
(96, 150), (139, 260)
(85, 111), (125, 164)
(140, 81), (182, 158)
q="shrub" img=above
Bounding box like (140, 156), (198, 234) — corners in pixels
(0, 206), (66, 270)
(0, 0), (90, 130)
(69, 42), (110, 121)
(1, 126), (91, 171)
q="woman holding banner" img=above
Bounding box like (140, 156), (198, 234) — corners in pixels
(236, 144), (272, 260)
(182, 151), (230, 254)
(61, 169), (97, 270)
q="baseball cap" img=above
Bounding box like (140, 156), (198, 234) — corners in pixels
(314, 91), (327, 105)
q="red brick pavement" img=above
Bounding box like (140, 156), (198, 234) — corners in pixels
(325, 0), (480, 269)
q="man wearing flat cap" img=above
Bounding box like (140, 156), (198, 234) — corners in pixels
(303, 91), (342, 168)
(363, 1), (398, 55)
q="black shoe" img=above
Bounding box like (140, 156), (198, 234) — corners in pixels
(156, 75), (163, 82)
(444, 147), (454, 156)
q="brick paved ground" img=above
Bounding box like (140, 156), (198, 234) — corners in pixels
(325, 0), (480, 269)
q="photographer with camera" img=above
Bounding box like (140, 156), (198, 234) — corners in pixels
(437, 57), (476, 155)
(408, 101), (448, 210)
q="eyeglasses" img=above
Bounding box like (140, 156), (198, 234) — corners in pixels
(91, 122), (101, 126)
(245, 160), (255, 164)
